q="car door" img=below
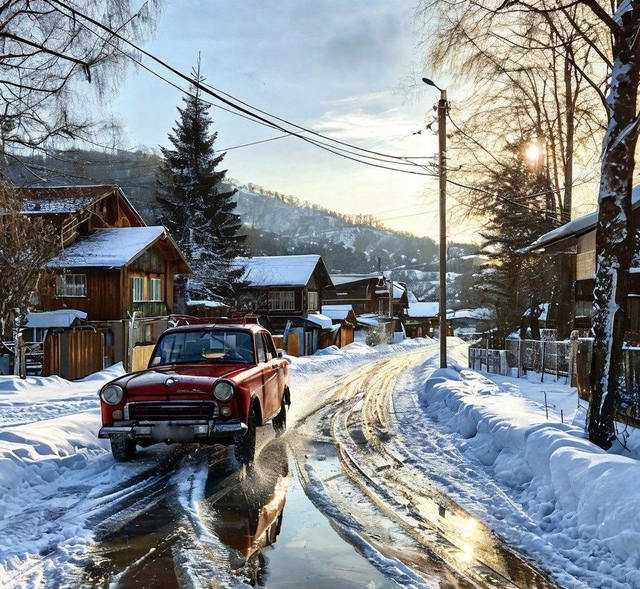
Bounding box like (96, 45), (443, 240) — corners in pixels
(257, 332), (281, 419)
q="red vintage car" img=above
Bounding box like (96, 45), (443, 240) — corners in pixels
(98, 322), (290, 464)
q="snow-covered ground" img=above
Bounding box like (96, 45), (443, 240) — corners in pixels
(1, 336), (640, 588)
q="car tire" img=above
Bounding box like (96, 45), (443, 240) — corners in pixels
(272, 398), (287, 436)
(111, 437), (136, 462)
(235, 406), (257, 465)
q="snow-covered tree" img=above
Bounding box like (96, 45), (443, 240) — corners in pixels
(0, 180), (60, 339)
(157, 61), (247, 310)
(588, 1), (640, 449)
(475, 141), (559, 338)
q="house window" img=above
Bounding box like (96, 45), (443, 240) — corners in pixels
(307, 291), (319, 311)
(149, 278), (162, 302)
(56, 274), (86, 297)
(268, 291), (295, 311)
(132, 277), (145, 302)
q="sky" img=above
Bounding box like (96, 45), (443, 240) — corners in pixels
(2, 336), (640, 588)
(108, 1), (452, 241)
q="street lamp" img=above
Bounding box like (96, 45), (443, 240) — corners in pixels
(423, 77), (448, 369)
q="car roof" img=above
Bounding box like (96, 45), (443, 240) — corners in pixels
(162, 323), (267, 336)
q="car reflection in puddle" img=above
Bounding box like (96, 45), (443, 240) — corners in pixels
(81, 439), (289, 588)
(205, 438), (290, 585)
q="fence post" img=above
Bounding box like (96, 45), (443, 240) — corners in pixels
(518, 340), (522, 378)
(541, 340), (546, 383)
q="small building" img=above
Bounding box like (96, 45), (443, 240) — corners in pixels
(526, 184), (640, 333)
(321, 305), (356, 348)
(235, 255), (333, 355)
(404, 301), (453, 339)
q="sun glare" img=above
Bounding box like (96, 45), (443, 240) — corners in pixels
(525, 144), (541, 163)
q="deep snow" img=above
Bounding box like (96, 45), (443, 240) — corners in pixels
(1, 336), (640, 588)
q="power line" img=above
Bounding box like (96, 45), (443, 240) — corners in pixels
(46, 0), (437, 178)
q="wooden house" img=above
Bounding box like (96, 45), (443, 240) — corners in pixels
(324, 274), (409, 317)
(235, 255), (333, 355)
(403, 301), (454, 339)
(13, 185), (190, 376)
(526, 185), (640, 333)
(321, 304), (356, 347)
(42, 226), (189, 320)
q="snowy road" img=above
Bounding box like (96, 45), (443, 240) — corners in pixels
(1, 338), (584, 588)
(289, 344), (558, 589)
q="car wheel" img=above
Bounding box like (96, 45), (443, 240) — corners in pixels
(235, 406), (257, 465)
(111, 437), (136, 462)
(272, 399), (287, 436)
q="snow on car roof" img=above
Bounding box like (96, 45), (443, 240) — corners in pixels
(47, 227), (167, 268)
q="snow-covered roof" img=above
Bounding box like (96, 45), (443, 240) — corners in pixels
(239, 255), (330, 287)
(305, 313), (333, 329)
(329, 273), (378, 286)
(25, 309), (87, 328)
(406, 302), (440, 318)
(393, 282), (406, 299)
(321, 305), (354, 321)
(19, 185), (124, 215)
(527, 184), (640, 252)
(47, 227), (171, 268)
(449, 308), (493, 320)
(356, 314), (380, 327)
(187, 300), (229, 308)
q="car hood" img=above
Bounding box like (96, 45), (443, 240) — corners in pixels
(112, 364), (248, 396)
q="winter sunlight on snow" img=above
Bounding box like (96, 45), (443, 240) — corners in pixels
(2, 337), (640, 588)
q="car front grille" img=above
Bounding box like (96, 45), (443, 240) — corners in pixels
(126, 401), (219, 422)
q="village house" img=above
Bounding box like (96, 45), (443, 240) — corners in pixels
(235, 254), (333, 355)
(14, 185), (189, 378)
(526, 184), (640, 334)
(324, 273), (409, 343)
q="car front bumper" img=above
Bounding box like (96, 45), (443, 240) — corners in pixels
(99, 418), (247, 442)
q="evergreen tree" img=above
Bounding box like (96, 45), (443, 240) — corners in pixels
(157, 60), (247, 310)
(475, 141), (559, 340)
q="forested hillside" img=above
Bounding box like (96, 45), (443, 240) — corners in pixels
(4, 150), (482, 305)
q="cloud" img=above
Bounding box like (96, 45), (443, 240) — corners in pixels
(308, 92), (429, 150)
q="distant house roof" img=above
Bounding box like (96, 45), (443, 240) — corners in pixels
(19, 184), (145, 225)
(25, 309), (87, 328)
(329, 273), (379, 287)
(239, 255), (332, 288)
(322, 305), (355, 321)
(187, 300), (230, 308)
(449, 308), (493, 320)
(305, 313), (333, 328)
(406, 302), (440, 318)
(526, 184), (640, 252)
(47, 226), (190, 271)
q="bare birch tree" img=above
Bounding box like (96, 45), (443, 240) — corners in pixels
(0, 181), (59, 338)
(0, 0), (161, 158)
(418, 0), (640, 448)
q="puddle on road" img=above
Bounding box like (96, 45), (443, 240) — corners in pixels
(84, 439), (397, 588)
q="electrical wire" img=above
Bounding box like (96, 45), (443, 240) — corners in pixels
(45, 0), (438, 178)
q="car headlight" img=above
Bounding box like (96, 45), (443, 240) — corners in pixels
(101, 384), (124, 405)
(213, 380), (235, 402)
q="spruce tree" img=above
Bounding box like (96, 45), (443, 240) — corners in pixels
(475, 140), (560, 341)
(157, 60), (247, 311)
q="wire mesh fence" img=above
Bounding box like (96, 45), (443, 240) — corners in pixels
(469, 339), (573, 384)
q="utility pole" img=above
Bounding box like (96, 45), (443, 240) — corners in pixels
(423, 77), (448, 368)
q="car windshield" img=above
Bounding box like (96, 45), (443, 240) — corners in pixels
(150, 329), (255, 366)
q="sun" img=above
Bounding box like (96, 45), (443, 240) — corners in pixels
(525, 143), (541, 163)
